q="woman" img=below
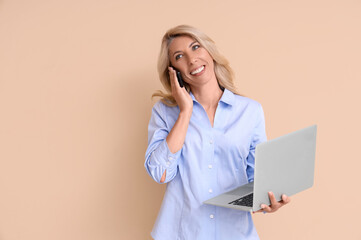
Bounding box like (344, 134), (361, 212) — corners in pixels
(144, 25), (290, 240)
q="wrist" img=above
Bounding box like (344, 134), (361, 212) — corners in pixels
(179, 108), (192, 119)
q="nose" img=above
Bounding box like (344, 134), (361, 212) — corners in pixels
(187, 52), (198, 65)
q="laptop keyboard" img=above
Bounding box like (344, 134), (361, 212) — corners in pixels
(228, 193), (253, 207)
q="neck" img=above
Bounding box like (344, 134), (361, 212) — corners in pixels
(190, 78), (223, 110)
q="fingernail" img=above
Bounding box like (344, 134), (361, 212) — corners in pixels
(261, 204), (266, 208)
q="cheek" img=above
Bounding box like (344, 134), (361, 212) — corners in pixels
(201, 50), (214, 64)
(204, 55), (214, 70)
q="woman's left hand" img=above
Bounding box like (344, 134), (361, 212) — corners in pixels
(253, 192), (291, 214)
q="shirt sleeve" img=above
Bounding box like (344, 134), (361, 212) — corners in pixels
(144, 102), (181, 184)
(246, 102), (267, 182)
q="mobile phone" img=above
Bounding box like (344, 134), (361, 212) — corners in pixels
(170, 66), (184, 88)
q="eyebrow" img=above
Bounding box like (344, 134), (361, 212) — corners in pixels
(172, 41), (198, 57)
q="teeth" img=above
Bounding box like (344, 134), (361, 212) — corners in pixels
(191, 66), (204, 75)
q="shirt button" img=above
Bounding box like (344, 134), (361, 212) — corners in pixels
(166, 161), (170, 166)
(208, 164), (213, 169)
(168, 156), (173, 160)
(209, 189), (213, 193)
(210, 214), (214, 219)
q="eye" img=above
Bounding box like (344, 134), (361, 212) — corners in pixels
(192, 44), (200, 50)
(175, 54), (183, 60)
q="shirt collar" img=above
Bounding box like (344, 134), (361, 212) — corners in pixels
(189, 91), (197, 102)
(189, 88), (235, 106)
(219, 88), (235, 106)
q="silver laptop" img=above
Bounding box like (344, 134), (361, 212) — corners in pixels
(203, 124), (317, 212)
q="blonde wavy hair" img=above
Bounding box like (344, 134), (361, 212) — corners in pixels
(152, 24), (241, 106)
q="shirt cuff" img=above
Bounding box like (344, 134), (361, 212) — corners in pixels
(156, 140), (181, 169)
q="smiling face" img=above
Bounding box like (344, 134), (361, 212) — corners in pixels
(168, 35), (217, 89)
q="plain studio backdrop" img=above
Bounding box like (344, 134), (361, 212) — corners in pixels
(0, 0), (360, 239)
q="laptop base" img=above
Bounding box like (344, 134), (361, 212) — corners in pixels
(203, 182), (255, 212)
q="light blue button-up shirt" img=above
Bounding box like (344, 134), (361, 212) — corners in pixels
(145, 88), (267, 240)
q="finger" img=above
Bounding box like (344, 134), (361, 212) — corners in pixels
(252, 209), (263, 214)
(168, 67), (180, 89)
(281, 194), (291, 204)
(260, 204), (272, 212)
(168, 67), (175, 88)
(268, 192), (279, 206)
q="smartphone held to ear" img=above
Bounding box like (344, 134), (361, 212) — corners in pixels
(176, 71), (184, 88)
(171, 66), (184, 88)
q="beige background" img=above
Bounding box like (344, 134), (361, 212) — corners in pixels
(0, 0), (360, 239)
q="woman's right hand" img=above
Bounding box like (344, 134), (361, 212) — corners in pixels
(160, 67), (193, 183)
(168, 67), (193, 114)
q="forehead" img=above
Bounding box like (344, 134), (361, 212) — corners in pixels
(168, 35), (196, 53)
